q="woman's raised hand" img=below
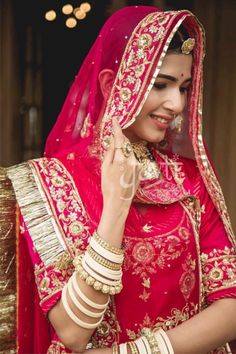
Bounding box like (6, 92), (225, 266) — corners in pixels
(101, 117), (142, 214)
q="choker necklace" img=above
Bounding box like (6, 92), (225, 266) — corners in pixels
(132, 142), (161, 180)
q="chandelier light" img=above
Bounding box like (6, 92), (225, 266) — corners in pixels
(74, 8), (86, 20)
(80, 2), (91, 13)
(66, 17), (77, 28)
(62, 4), (74, 15)
(45, 10), (57, 21)
(44, 2), (91, 28)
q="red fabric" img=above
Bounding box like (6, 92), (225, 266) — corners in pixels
(15, 5), (236, 353)
(18, 155), (236, 352)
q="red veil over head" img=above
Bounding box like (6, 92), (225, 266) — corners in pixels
(45, 6), (235, 245)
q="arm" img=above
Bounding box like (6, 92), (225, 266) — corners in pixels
(49, 118), (141, 353)
(84, 298), (236, 354)
(48, 207), (127, 353)
(167, 298), (236, 353)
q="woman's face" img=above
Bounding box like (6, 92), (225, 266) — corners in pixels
(123, 53), (193, 143)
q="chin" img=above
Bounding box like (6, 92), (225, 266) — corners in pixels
(140, 131), (166, 144)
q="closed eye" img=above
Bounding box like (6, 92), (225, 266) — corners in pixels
(180, 86), (189, 94)
(153, 83), (166, 90)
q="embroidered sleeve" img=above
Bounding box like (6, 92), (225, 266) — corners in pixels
(20, 215), (74, 315)
(199, 178), (236, 303)
(7, 159), (91, 316)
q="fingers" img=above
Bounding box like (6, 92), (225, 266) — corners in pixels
(103, 136), (115, 165)
(112, 118), (126, 163)
(112, 117), (124, 147)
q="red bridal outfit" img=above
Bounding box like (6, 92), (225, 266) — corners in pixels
(4, 6), (236, 354)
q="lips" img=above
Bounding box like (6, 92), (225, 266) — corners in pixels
(149, 114), (173, 129)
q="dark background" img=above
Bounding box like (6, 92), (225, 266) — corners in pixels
(14, 0), (193, 145)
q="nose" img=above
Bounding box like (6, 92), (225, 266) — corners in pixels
(162, 88), (185, 115)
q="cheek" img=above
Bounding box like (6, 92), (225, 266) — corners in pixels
(144, 91), (161, 109)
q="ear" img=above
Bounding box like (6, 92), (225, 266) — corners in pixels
(98, 69), (115, 100)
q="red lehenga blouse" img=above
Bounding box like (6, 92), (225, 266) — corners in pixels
(3, 6), (236, 354)
(7, 150), (236, 353)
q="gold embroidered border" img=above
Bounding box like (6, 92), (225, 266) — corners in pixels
(7, 162), (68, 267)
(201, 247), (236, 296)
(180, 199), (203, 308)
(100, 10), (192, 154)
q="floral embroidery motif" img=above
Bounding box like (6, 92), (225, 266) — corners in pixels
(132, 241), (155, 264)
(201, 247), (236, 296)
(125, 225), (191, 277)
(126, 302), (199, 339)
(37, 158), (91, 255)
(26, 158), (93, 305)
(137, 34), (153, 49)
(35, 258), (74, 305)
(47, 340), (71, 353)
(91, 302), (120, 348)
(179, 253), (196, 300)
(124, 211), (194, 304)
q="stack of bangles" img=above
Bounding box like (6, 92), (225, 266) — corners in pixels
(112, 328), (174, 354)
(61, 230), (124, 329)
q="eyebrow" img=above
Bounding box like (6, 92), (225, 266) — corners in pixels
(157, 73), (192, 83)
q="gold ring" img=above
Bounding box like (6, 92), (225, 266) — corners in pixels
(115, 141), (132, 158)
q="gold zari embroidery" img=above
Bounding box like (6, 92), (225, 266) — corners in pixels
(201, 247), (236, 296)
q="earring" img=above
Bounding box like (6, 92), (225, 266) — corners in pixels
(80, 113), (92, 138)
(176, 115), (183, 133)
(171, 115), (183, 133)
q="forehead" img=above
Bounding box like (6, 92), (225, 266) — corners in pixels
(159, 53), (193, 77)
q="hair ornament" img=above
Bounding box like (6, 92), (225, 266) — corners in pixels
(181, 38), (195, 54)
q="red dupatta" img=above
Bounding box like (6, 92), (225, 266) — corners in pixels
(6, 6), (236, 353)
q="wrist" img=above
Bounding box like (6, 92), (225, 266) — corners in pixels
(103, 199), (131, 219)
(97, 208), (128, 249)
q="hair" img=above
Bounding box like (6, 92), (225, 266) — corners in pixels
(167, 24), (190, 53)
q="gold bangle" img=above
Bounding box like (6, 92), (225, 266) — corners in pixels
(128, 341), (139, 354)
(73, 254), (123, 295)
(141, 328), (161, 354)
(93, 231), (124, 255)
(112, 343), (120, 354)
(87, 246), (121, 271)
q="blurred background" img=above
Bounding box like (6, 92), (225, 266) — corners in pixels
(0, 0), (236, 230)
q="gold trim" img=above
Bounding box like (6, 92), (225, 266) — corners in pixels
(0, 168), (17, 352)
(180, 199), (203, 309)
(7, 162), (68, 267)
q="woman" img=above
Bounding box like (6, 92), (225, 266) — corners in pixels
(5, 5), (236, 354)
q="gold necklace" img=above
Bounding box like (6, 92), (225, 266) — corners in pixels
(132, 142), (161, 180)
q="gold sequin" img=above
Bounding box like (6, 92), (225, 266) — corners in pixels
(137, 34), (152, 49)
(119, 87), (132, 102)
(69, 221), (84, 235)
(51, 176), (65, 187)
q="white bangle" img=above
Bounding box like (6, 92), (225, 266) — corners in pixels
(135, 337), (148, 354)
(141, 336), (152, 354)
(84, 252), (122, 279)
(119, 343), (128, 354)
(68, 277), (105, 318)
(61, 285), (103, 329)
(71, 272), (109, 310)
(90, 237), (124, 263)
(82, 257), (121, 286)
(156, 329), (174, 354)
(155, 331), (168, 354)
